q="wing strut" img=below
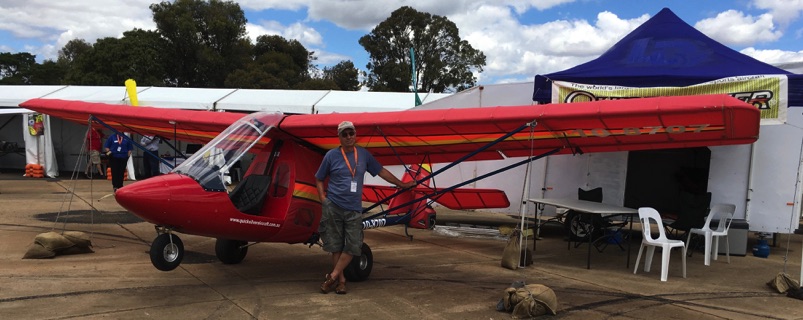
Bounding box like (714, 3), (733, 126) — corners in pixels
(362, 147), (560, 225)
(363, 121), (537, 214)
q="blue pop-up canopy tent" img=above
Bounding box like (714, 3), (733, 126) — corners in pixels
(532, 7), (803, 106)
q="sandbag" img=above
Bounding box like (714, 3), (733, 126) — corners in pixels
(60, 245), (95, 255)
(501, 284), (558, 317)
(512, 295), (548, 319)
(62, 231), (92, 248)
(35, 232), (74, 251)
(23, 243), (56, 259)
(768, 272), (800, 293)
(501, 229), (522, 269)
(24, 231), (94, 259)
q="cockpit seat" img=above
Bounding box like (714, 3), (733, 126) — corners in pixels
(229, 174), (272, 215)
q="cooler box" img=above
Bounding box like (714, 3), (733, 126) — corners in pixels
(714, 219), (748, 256)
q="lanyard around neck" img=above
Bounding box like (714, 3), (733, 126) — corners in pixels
(116, 135), (123, 145)
(340, 146), (357, 178)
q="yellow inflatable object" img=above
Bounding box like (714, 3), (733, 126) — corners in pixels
(125, 79), (139, 106)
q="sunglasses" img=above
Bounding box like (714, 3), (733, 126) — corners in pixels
(340, 130), (356, 137)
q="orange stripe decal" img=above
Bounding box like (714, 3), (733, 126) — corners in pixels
(293, 182), (320, 203)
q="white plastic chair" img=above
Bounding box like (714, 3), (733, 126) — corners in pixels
(686, 203), (736, 266)
(633, 207), (687, 281)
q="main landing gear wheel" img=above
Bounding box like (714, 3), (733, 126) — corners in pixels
(150, 233), (184, 271)
(215, 239), (248, 264)
(344, 243), (373, 282)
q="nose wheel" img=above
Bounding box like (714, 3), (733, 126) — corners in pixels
(150, 233), (184, 271)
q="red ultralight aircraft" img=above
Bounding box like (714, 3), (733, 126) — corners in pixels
(21, 94), (760, 280)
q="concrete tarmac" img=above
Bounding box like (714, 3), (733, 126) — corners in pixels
(1, 175), (802, 319)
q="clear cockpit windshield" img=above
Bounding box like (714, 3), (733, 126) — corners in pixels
(172, 112), (283, 191)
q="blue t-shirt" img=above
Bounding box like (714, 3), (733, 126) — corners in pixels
(315, 146), (382, 211)
(103, 133), (133, 159)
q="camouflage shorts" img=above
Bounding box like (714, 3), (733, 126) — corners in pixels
(318, 199), (362, 256)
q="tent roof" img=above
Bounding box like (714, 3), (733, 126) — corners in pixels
(533, 8), (803, 105)
(0, 85), (66, 107)
(216, 89), (329, 114)
(413, 82), (535, 110)
(135, 87), (233, 110)
(0, 85), (447, 113)
(39, 85), (131, 104)
(313, 91), (450, 114)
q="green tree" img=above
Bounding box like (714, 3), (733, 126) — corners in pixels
(226, 35), (314, 89)
(28, 60), (66, 85)
(0, 52), (36, 84)
(359, 6), (485, 93)
(151, 0), (250, 87)
(58, 39), (93, 84)
(323, 60), (361, 91)
(117, 29), (169, 86)
(58, 30), (167, 86)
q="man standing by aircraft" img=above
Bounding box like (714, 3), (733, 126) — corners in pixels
(315, 121), (415, 294)
(104, 132), (132, 193)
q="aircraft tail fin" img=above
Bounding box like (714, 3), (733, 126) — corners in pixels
(362, 163), (510, 229)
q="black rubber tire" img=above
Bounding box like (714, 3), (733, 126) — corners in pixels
(344, 243), (373, 282)
(564, 210), (603, 242)
(215, 239), (248, 264)
(149, 233), (184, 271)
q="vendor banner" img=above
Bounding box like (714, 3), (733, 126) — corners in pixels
(551, 75), (788, 124)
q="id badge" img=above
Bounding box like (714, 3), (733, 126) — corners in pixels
(350, 180), (357, 193)
(117, 147), (121, 152)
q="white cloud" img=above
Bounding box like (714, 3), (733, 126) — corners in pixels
(241, 0), (577, 30)
(0, 0), (155, 60)
(751, 0), (803, 27)
(694, 10), (782, 47)
(456, 8), (647, 82)
(246, 21), (323, 47)
(740, 47), (803, 64)
(314, 50), (352, 65)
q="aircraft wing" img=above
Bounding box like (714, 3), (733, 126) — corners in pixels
(362, 185), (510, 210)
(278, 94), (760, 164)
(22, 94), (760, 165)
(19, 99), (245, 144)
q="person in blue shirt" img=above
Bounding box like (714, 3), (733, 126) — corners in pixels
(315, 121), (415, 294)
(104, 132), (133, 192)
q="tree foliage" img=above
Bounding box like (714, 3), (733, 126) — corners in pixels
(0, 52), (37, 84)
(150, 0), (250, 87)
(323, 60), (361, 91)
(58, 39), (93, 84)
(0, 52), (63, 85)
(59, 30), (167, 85)
(359, 6), (486, 93)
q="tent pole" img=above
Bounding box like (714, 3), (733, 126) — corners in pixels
(518, 155), (532, 268)
(795, 137), (803, 284)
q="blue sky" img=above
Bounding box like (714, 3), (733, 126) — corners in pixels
(1, 1), (802, 85)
